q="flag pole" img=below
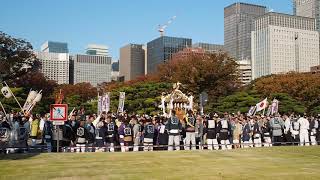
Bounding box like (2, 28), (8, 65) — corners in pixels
(22, 89), (32, 111)
(0, 101), (7, 117)
(4, 81), (23, 111)
(97, 92), (99, 115)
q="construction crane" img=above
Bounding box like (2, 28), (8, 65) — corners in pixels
(158, 16), (176, 37)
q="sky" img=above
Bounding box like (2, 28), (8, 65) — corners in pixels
(1, 0), (293, 61)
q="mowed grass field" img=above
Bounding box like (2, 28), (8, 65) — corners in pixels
(0, 146), (320, 180)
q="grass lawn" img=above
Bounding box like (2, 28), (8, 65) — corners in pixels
(0, 146), (320, 180)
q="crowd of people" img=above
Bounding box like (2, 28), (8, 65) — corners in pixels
(0, 109), (319, 153)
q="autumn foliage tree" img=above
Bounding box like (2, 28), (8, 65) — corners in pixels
(250, 72), (320, 112)
(157, 52), (240, 99)
(55, 83), (97, 103)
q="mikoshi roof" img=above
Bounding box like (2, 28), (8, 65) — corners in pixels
(163, 89), (189, 103)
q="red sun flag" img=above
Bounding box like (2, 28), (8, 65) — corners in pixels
(256, 98), (268, 112)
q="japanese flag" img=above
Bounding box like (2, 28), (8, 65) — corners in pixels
(1, 86), (12, 99)
(256, 98), (268, 112)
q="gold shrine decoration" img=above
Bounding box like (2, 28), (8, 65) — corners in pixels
(159, 82), (194, 116)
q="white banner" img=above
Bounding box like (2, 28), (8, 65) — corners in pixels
(103, 92), (110, 113)
(118, 92), (125, 113)
(266, 105), (272, 116)
(98, 92), (110, 114)
(98, 95), (102, 115)
(271, 99), (279, 115)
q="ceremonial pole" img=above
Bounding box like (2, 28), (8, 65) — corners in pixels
(57, 125), (60, 152)
(4, 81), (23, 111)
(0, 101), (7, 117)
(97, 92), (99, 115)
(22, 89), (32, 110)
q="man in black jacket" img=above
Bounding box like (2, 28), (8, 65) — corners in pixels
(75, 121), (89, 153)
(166, 110), (182, 151)
(143, 118), (155, 151)
(217, 113), (232, 150)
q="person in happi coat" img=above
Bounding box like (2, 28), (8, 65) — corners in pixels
(143, 118), (155, 151)
(158, 117), (168, 150)
(261, 117), (272, 147)
(309, 116), (318, 145)
(217, 113), (232, 150)
(75, 120), (88, 153)
(166, 110), (182, 151)
(105, 116), (116, 152)
(184, 110), (196, 150)
(242, 118), (251, 148)
(252, 117), (262, 147)
(205, 113), (219, 150)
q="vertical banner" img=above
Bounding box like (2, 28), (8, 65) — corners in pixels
(98, 94), (102, 115)
(271, 99), (279, 115)
(98, 93), (111, 114)
(105, 92), (110, 113)
(118, 92), (125, 113)
(247, 106), (256, 116)
(266, 105), (272, 116)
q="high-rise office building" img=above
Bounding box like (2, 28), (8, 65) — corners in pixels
(192, 43), (225, 53)
(74, 54), (112, 86)
(251, 12), (319, 79)
(35, 52), (70, 84)
(120, 44), (145, 81)
(224, 2), (266, 60)
(41, 41), (68, 53)
(86, 44), (109, 56)
(69, 55), (74, 84)
(294, 0), (320, 31)
(112, 61), (119, 72)
(238, 59), (252, 85)
(147, 36), (192, 73)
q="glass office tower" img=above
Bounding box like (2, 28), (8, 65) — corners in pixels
(147, 36), (192, 74)
(41, 41), (69, 53)
(224, 2), (266, 61)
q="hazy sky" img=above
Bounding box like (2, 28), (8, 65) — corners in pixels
(1, 0), (293, 60)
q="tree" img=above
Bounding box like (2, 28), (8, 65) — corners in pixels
(309, 106), (320, 116)
(55, 83), (97, 103)
(0, 86), (26, 113)
(211, 90), (261, 113)
(0, 32), (56, 115)
(157, 52), (240, 100)
(251, 72), (320, 113)
(106, 82), (172, 115)
(0, 31), (40, 82)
